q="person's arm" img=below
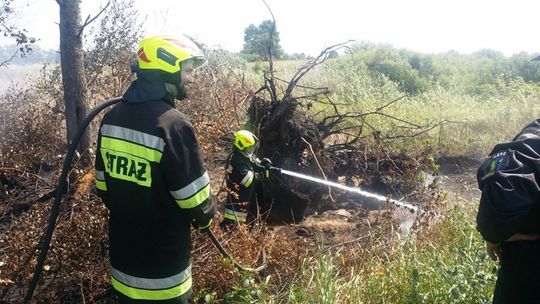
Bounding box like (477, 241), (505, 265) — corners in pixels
(486, 233), (540, 261)
(94, 123), (110, 207)
(162, 120), (216, 229)
(229, 157), (255, 189)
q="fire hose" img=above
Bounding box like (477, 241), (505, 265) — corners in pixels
(24, 97), (266, 303)
(24, 96), (421, 302)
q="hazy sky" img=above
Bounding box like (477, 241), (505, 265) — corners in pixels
(3, 0), (540, 56)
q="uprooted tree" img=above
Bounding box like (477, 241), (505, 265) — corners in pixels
(246, 48), (443, 223)
(241, 17), (446, 223)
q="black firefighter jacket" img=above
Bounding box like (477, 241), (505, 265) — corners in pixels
(224, 150), (264, 222)
(94, 71), (215, 302)
(477, 119), (540, 243)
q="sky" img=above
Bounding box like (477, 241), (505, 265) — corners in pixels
(2, 0), (540, 57)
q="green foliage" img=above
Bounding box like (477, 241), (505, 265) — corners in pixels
(220, 274), (270, 304)
(286, 206), (496, 303)
(257, 43), (540, 157)
(241, 20), (284, 61)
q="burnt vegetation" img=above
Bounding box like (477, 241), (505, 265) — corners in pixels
(249, 41), (440, 224)
(0, 5), (475, 304)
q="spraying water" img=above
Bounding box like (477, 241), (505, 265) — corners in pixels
(280, 169), (420, 213)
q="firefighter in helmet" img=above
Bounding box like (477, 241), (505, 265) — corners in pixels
(94, 34), (215, 304)
(221, 130), (275, 229)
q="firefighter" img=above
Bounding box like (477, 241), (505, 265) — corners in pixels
(477, 119), (540, 303)
(221, 130), (274, 229)
(94, 35), (215, 304)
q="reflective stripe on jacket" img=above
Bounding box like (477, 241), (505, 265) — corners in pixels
(110, 265), (192, 301)
(94, 99), (215, 301)
(224, 150), (258, 222)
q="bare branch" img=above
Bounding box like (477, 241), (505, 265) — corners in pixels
(301, 137), (335, 203)
(78, 1), (111, 37)
(285, 41), (353, 98)
(362, 111), (422, 128)
(375, 93), (411, 112)
(383, 120), (466, 140)
(0, 48), (19, 68)
(262, 0), (278, 102)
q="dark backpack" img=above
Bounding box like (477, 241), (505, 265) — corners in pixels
(476, 119), (540, 243)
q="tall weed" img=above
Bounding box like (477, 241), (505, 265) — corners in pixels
(286, 205), (496, 304)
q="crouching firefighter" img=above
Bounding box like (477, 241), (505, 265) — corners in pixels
(221, 130), (276, 229)
(94, 35), (216, 304)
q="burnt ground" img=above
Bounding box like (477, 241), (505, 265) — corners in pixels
(263, 156), (483, 248)
(0, 156), (482, 303)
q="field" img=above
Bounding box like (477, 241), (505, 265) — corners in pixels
(1, 46), (539, 303)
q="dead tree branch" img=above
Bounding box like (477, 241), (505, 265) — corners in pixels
(262, 0), (278, 102)
(375, 93), (411, 112)
(78, 1), (110, 37)
(284, 41), (353, 98)
(312, 91), (458, 148)
(301, 137), (335, 203)
(0, 49), (18, 68)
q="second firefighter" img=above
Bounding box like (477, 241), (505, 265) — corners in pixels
(221, 130), (274, 228)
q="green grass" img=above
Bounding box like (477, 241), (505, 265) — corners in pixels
(231, 56), (527, 303)
(245, 58), (540, 158)
(285, 205), (497, 304)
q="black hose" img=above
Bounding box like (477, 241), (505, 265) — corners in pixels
(205, 229), (267, 273)
(24, 97), (122, 303)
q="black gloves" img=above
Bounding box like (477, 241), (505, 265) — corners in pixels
(260, 158), (272, 169)
(257, 158), (272, 178)
(254, 157), (280, 178)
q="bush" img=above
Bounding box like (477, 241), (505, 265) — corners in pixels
(0, 83), (64, 171)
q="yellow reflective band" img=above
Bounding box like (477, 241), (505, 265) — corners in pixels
(111, 276), (192, 301)
(175, 184), (210, 209)
(95, 179), (107, 191)
(101, 136), (162, 163)
(100, 148), (152, 187)
(224, 212), (246, 222)
(170, 172), (210, 200)
(243, 174), (254, 188)
(101, 125), (165, 152)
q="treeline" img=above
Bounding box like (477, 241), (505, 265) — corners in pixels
(0, 44), (59, 65)
(345, 42), (540, 95)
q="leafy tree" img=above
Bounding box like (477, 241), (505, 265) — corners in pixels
(84, 0), (142, 99)
(508, 52), (540, 83)
(241, 20), (283, 61)
(360, 46), (429, 94)
(0, 0), (36, 67)
(327, 50), (339, 59)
